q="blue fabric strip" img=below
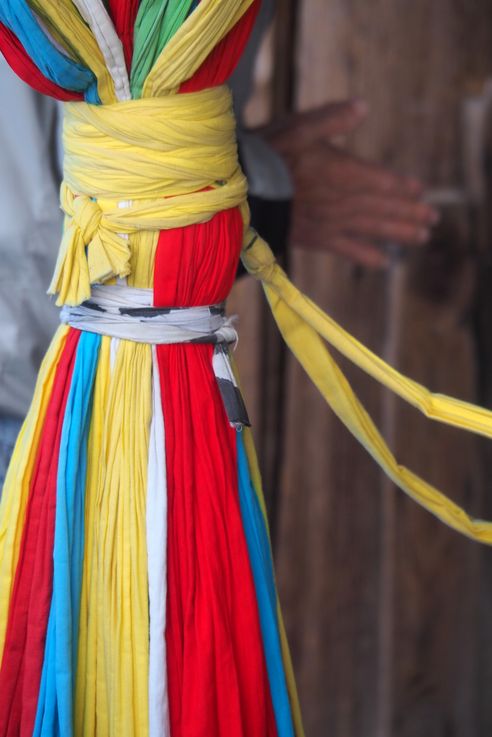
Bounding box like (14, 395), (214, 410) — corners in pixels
(33, 331), (101, 737)
(236, 433), (295, 737)
(0, 0), (99, 102)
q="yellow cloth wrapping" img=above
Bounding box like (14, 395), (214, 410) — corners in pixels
(52, 87), (248, 305)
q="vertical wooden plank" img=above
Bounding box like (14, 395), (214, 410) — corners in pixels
(276, 2), (386, 733)
(271, 0), (298, 116)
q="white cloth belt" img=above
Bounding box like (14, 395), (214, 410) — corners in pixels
(60, 284), (238, 346)
(59, 284), (250, 428)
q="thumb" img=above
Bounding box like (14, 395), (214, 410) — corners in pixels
(299, 99), (369, 143)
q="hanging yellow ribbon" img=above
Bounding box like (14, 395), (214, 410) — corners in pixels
(241, 230), (492, 544)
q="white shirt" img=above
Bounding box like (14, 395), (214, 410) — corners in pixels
(0, 55), (62, 418)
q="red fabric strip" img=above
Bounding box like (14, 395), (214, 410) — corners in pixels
(157, 6), (278, 730)
(180, 0), (261, 93)
(154, 7), (277, 737)
(0, 23), (81, 101)
(154, 209), (278, 737)
(0, 329), (80, 737)
(107, 0), (140, 71)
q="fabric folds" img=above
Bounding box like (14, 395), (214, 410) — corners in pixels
(0, 4), (304, 737)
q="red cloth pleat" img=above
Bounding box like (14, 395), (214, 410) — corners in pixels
(180, 0), (261, 93)
(155, 8), (278, 735)
(0, 329), (80, 737)
(107, 0), (140, 71)
(154, 210), (278, 737)
(0, 23), (81, 101)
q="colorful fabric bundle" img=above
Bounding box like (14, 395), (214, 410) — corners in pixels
(0, 2), (303, 736)
(3, 1), (492, 736)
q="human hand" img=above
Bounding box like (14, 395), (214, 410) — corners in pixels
(263, 100), (440, 268)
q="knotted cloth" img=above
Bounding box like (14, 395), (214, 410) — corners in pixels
(53, 82), (492, 545)
(51, 86), (248, 304)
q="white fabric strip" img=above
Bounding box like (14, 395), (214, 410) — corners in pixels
(60, 285), (238, 345)
(147, 347), (171, 737)
(71, 0), (131, 101)
(109, 337), (120, 374)
(212, 345), (241, 388)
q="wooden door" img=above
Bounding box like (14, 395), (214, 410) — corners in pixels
(271, 2), (492, 736)
(231, 1), (492, 734)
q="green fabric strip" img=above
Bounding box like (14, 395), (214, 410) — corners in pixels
(131, 0), (195, 98)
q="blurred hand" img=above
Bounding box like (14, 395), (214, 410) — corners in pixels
(263, 100), (440, 268)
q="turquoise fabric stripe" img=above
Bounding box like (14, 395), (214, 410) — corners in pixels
(33, 331), (101, 737)
(236, 434), (295, 737)
(0, 0), (99, 102)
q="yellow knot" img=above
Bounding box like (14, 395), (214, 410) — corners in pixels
(71, 195), (103, 245)
(241, 227), (278, 283)
(48, 185), (132, 306)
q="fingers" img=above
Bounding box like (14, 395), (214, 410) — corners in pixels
(345, 214), (431, 246)
(327, 235), (389, 268)
(348, 194), (439, 226)
(268, 99), (369, 154)
(313, 148), (425, 197)
(295, 194), (437, 244)
(292, 221), (389, 269)
(297, 190), (439, 229)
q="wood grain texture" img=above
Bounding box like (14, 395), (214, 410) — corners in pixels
(272, 2), (492, 736)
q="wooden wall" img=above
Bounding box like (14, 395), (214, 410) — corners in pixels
(231, 1), (492, 735)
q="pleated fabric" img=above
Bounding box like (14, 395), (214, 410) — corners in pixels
(0, 22), (82, 100)
(0, 1), (99, 101)
(153, 209), (278, 737)
(0, 329), (80, 737)
(107, 0), (140, 71)
(33, 331), (101, 737)
(147, 347), (170, 737)
(0, 3), (305, 736)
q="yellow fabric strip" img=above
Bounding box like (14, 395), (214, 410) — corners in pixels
(242, 232), (492, 544)
(0, 325), (69, 660)
(242, 428), (306, 737)
(28, 0), (117, 103)
(76, 336), (152, 737)
(127, 229), (160, 289)
(142, 0), (256, 97)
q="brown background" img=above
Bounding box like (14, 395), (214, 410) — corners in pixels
(230, 2), (492, 735)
